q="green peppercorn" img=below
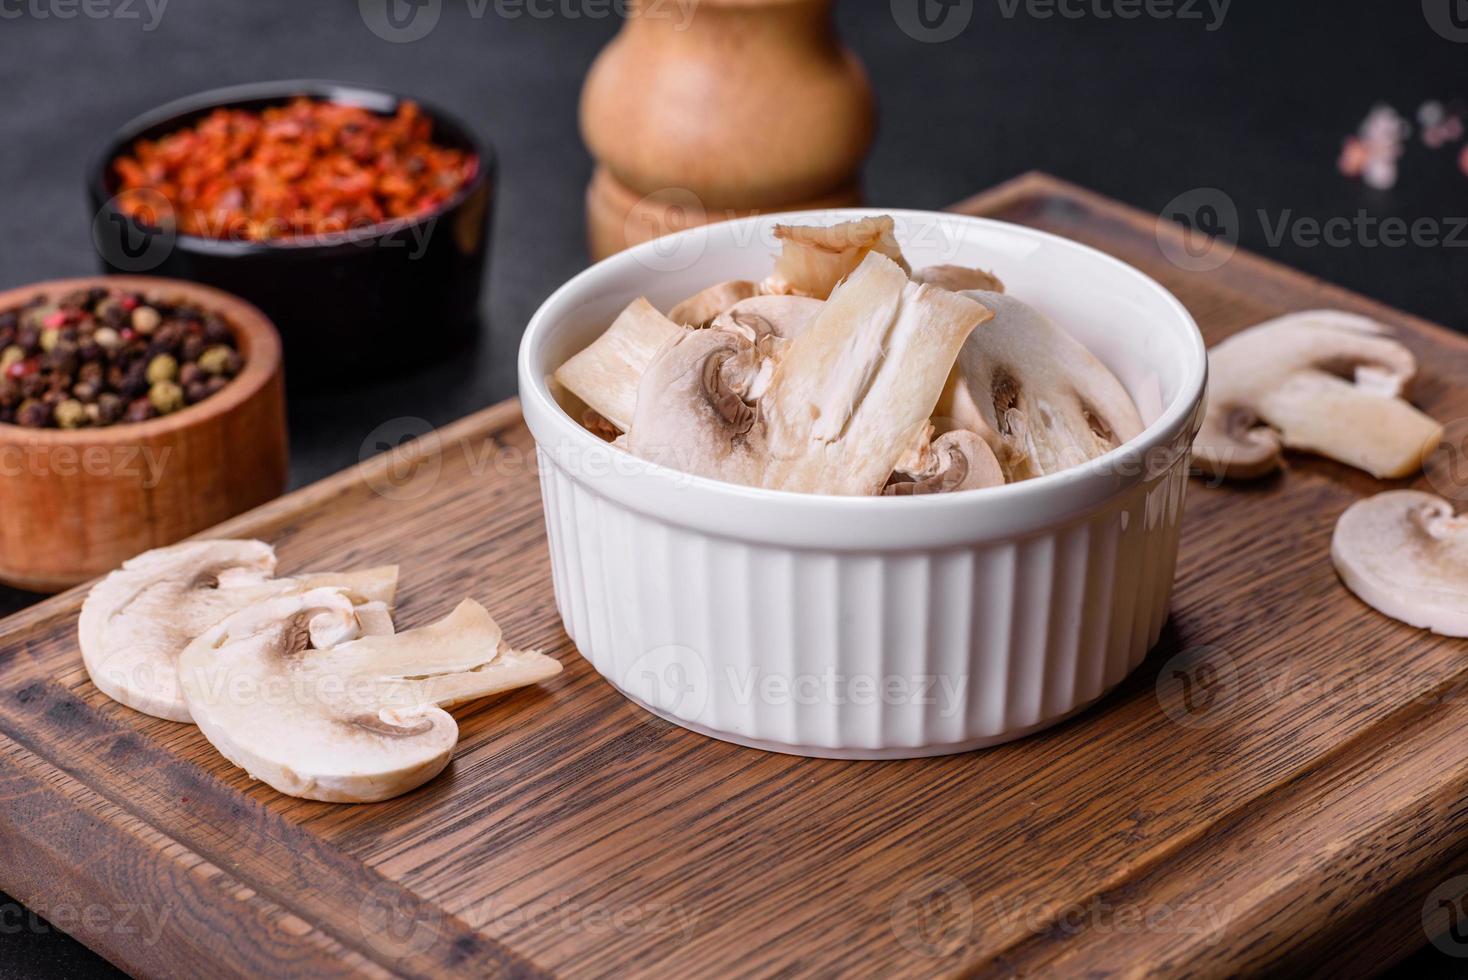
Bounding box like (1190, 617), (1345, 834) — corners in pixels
(146, 353), (178, 384)
(148, 380), (185, 414)
(39, 328), (60, 353)
(0, 346), (23, 371)
(93, 326), (121, 350)
(197, 345), (237, 376)
(53, 399), (88, 429)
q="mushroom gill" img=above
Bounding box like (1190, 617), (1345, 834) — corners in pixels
(936, 290), (1143, 483)
(179, 592), (561, 803)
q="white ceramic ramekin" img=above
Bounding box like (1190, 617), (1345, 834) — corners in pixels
(519, 209), (1206, 758)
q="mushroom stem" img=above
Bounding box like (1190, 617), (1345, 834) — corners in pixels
(1194, 310), (1442, 480)
(180, 593), (560, 803)
(760, 252), (992, 495)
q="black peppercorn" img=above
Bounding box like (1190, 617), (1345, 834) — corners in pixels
(96, 392), (123, 425)
(124, 397), (156, 423)
(202, 316), (232, 344)
(16, 399), (50, 427)
(44, 341), (78, 376)
(0, 287), (244, 428)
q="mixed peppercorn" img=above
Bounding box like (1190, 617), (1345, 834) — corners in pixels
(111, 98), (478, 241)
(0, 287), (243, 429)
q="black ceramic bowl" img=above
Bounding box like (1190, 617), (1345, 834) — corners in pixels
(88, 80), (494, 385)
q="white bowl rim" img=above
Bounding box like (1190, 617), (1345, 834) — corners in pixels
(518, 207), (1207, 519)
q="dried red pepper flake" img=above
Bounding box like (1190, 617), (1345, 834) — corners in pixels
(111, 98), (476, 242)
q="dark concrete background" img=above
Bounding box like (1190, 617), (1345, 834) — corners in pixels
(1, 0), (1466, 975)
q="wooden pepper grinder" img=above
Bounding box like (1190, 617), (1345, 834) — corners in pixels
(581, 0), (874, 259)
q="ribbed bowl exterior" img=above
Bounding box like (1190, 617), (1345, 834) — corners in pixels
(537, 447), (1192, 758)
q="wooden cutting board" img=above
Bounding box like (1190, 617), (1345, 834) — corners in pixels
(4, 173), (1468, 978)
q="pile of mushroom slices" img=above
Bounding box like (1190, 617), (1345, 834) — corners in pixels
(1191, 310), (1466, 636)
(78, 539), (560, 803)
(553, 216), (1144, 498)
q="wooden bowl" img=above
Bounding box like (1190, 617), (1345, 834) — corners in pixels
(0, 276), (288, 592)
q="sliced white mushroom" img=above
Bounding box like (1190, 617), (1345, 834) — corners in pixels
(913, 264), (1005, 294)
(764, 216), (910, 300)
(711, 295), (825, 341)
(883, 429), (1004, 495)
(936, 291), (1143, 483)
(761, 252), (992, 495)
(1194, 310), (1443, 480)
(626, 325), (770, 487)
(80, 540), (277, 721)
(667, 280), (760, 327)
(179, 591), (561, 803)
(1332, 490), (1468, 636)
(79, 539), (399, 723)
(552, 297), (685, 432)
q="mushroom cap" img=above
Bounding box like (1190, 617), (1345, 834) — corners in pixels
(626, 326), (769, 486)
(79, 539), (279, 722)
(180, 594), (560, 803)
(940, 290), (1143, 482)
(884, 429), (1004, 495)
(912, 264), (1006, 294)
(1194, 310), (1442, 480)
(1332, 490), (1468, 636)
(711, 295), (825, 341)
(667, 280), (760, 327)
(79, 540), (400, 723)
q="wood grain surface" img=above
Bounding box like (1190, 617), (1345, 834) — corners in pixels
(4, 173), (1468, 978)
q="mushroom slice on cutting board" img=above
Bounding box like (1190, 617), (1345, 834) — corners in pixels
(179, 591), (561, 803)
(1194, 310), (1443, 480)
(79, 539), (399, 722)
(913, 264), (1006, 294)
(761, 252), (992, 495)
(883, 429), (1004, 496)
(711, 295), (825, 341)
(1332, 490), (1468, 636)
(937, 291), (1143, 483)
(552, 297), (685, 432)
(765, 216), (910, 300)
(667, 280), (761, 327)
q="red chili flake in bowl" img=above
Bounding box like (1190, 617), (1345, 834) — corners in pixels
(111, 98), (477, 242)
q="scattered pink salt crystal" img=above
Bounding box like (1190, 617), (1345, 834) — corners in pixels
(1341, 104), (1409, 189)
(1418, 101), (1465, 149)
